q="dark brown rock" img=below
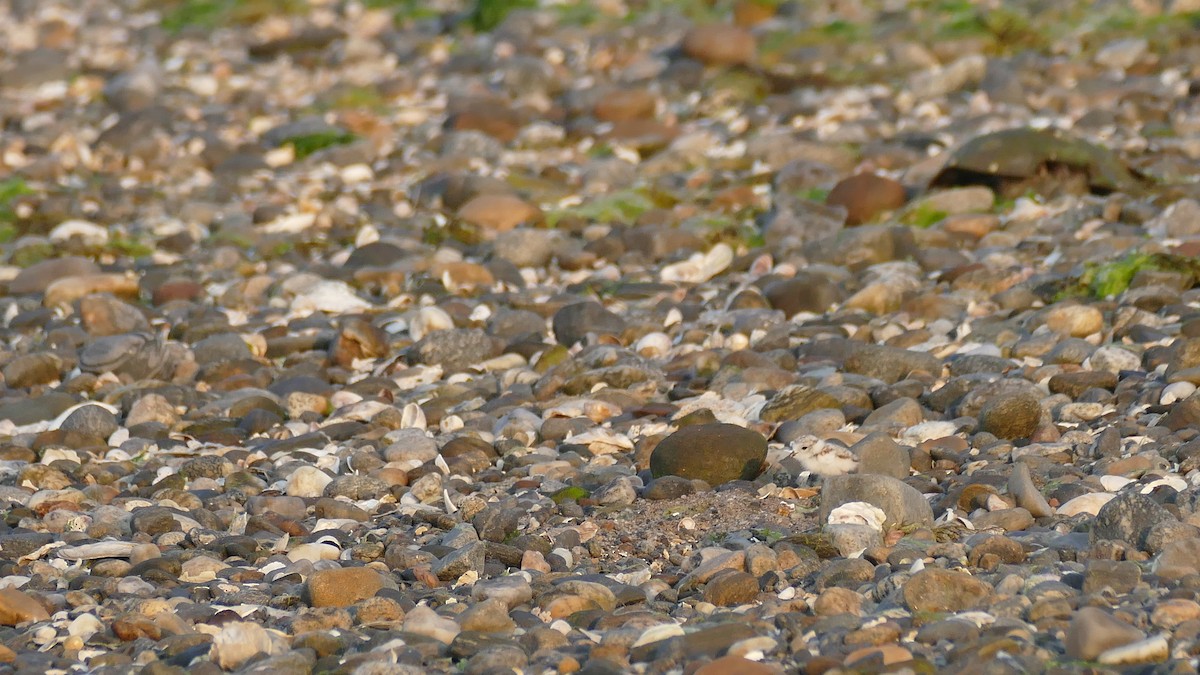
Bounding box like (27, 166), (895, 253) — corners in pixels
(649, 423), (766, 486)
(826, 173), (908, 226)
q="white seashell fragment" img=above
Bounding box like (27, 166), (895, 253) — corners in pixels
(726, 333), (749, 351)
(749, 254), (773, 277)
(210, 622), (288, 670)
(827, 502), (887, 531)
(67, 614), (103, 640)
(660, 243), (733, 283)
(50, 219), (109, 246)
(340, 163), (374, 184)
(286, 543), (340, 563)
(632, 623), (685, 648)
(39, 448), (81, 465)
(1161, 381), (1197, 405)
(260, 212), (316, 234)
(288, 278), (373, 314)
(1096, 634), (1169, 665)
(473, 353), (527, 372)
(635, 332), (672, 359)
(1141, 476), (1187, 494)
(984, 494), (1010, 511)
(564, 427), (634, 454)
(1057, 492), (1116, 517)
(1057, 402), (1112, 422)
(329, 390), (364, 409)
(323, 399), (391, 425)
(1100, 475), (1134, 492)
(409, 306), (454, 341)
(400, 402), (426, 430)
(31, 625), (57, 647)
(354, 223), (379, 248)
(582, 400), (622, 423)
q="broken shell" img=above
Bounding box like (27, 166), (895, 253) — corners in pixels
(1096, 635), (1169, 665)
(1161, 381), (1196, 405)
(635, 332), (672, 359)
(409, 306), (454, 341)
(984, 494), (1012, 511)
(1057, 492), (1116, 517)
(564, 427), (634, 454)
(827, 502), (887, 531)
(660, 243), (733, 283)
(400, 402), (427, 430)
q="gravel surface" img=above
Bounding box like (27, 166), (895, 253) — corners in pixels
(4, 0), (1200, 673)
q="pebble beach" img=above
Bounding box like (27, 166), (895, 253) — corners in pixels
(4, 0), (1200, 673)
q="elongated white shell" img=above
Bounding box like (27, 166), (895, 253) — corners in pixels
(660, 243), (733, 284)
(565, 427), (634, 454)
(1096, 635), (1169, 665)
(58, 541), (137, 561)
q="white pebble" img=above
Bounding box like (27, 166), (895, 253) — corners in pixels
(285, 466), (332, 498)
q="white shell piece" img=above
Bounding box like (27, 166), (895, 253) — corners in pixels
(1100, 475), (1134, 492)
(827, 502), (887, 531)
(1096, 635), (1169, 665)
(401, 402), (427, 429)
(660, 243), (733, 283)
(564, 427), (634, 454)
(1161, 381), (1196, 405)
(631, 623), (685, 648)
(409, 306), (454, 341)
(635, 332), (672, 359)
(1057, 492), (1116, 517)
(1141, 476), (1187, 494)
